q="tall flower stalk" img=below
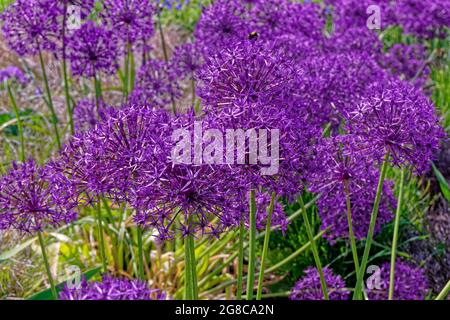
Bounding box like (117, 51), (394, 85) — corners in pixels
(256, 192), (276, 300)
(39, 49), (61, 149)
(388, 168), (406, 300)
(299, 195), (329, 300)
(344, 180), (360, 271)
(61, 2), (74, 135)
(6, 83), (25, 162)
(236, 217), (245, 300)
(184, 216), (198, 299)
(37, 231), (58, 300)
(246, 190), (257, 300)
(353, 153), (390, 300)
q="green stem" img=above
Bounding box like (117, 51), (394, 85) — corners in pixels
(137, 227), (145, 280)
(156, 6), (177, 114)
(436, 279), (450, 300)
(7, 83), (25, 162)
(389, 168), (405, 300)
(246, 190), (257, 300)
(123, 43), (131, 103)
(61, 4), (73, 135)
(184, 220), (198, 299)
(299, 195), (329, 300)
(38, 49), (61, 149)
(199, 229), (328, 298)
(93, 74), (102, 113)
(95, 201), (108, 274)
(353, 152), (390, 300)
(236, 219), (245, 300)
(345, 180), (360, 272)
(256, 192), (276, 300)
(37, 231), (57, 300)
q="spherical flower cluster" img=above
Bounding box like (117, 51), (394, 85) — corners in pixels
(194, 0), (249, 54)
(66, 21), (119, 78)
(290, 267), (350, 300)
(367, 260), (429, 300)
(171, 43), (204, 79)
(308, 136), (395, 243)
(133, 111), (242, 241)
(130, 59), (182, 109)
(295, 51), (388, 126)
(1, 0), (59, 56)
(59, 276), (165, 300)
(197, 40), (297, 109)
(394, 0), (450, 39)
(72, 99), (110, 134)
(197, 39), (321, 198)
(0, 160), (78, 234)
(346, 80), (445, 174)
(101, 0), (155, 45)
(0, 66), (29, 86)
(381, 44), (430, 89)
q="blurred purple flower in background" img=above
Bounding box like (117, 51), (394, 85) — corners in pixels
(60, 276), (165, 300)
(367, 259), (429, 300)
(1, 0), (59, 56)
(66, 21), (119, 78)
(0, 66), (29, 86)
(0, 160), (78, 234)
(101, 0), (155, 45)
(290, 267), (350, 300)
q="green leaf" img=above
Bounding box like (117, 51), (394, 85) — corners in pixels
(26, 266), (102, 300)
(432, 162), (450, 202)
(0, 236), (37, 262)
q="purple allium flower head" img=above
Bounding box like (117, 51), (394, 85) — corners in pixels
(249, 0), (325, 43)
(198, 39), (320, 198)
(345, 79), (445, 174)
(394, 0), (450, 39)
(367, 260), (429, 300)
(133, 110), (241, 241)
(295, 51), (388, 126)
(66, 21), (119, 78)
(0, 160), (78, 234)
(130, 59), (182, 109)
(325, 0), (396, 32)
(59, 276), (165, 300)
(194, 0), (250, 54)
(171, 43), (204, 79)
(325, 27), (383, 58)
(73, 99), (110, 133)
(317, 182), (395, 244)
(381, 44), (430, 89)
(308, 136), (395, 243)
(290, 267), (350, 300)
(0, 66), (29, 86)
(101, 0), (155, 45)
(1, 0), (59, 56)
(197, 39), (296, 109)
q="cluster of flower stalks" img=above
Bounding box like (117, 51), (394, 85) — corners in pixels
(0, 0), (449, 300)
